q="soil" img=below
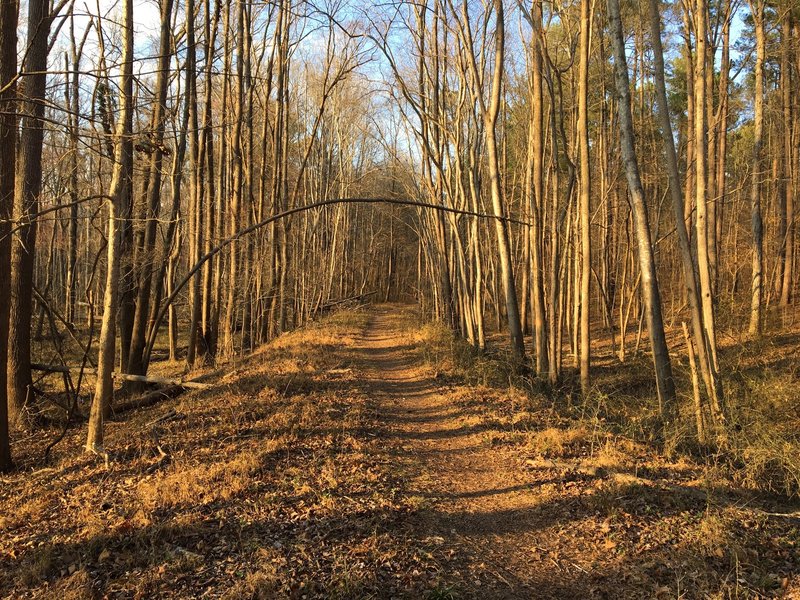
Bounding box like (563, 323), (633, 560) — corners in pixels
(361, 307), (553, 597)
(357, 305), (800, 599)
(2, 304), (799, 599)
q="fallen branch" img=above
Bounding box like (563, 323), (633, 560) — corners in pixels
(146, 408), (186, 427)
(318, 290), (377, 312)
(30, 363), (211, 390)
(112, 371), (219, 414)
(112, 384), (186, 414)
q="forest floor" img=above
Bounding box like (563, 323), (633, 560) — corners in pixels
(2, 304), (800, 599)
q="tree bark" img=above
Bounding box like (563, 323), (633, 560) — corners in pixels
(748, 0), (765, 336)
(461, 0), (525, 360)
(86, 0), (134, 453)
(127, 0), (175, 376)
(527, 1), (548, 375)
(578, 0), (591, 395)
(647, 0), (724, 427)
(0, 0), (18, 472)
(8, 0), (51, 426)
(779, 11), (794, 306)
(607, 0), (676, 420)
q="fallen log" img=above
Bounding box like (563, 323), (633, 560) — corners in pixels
(318, 290), (377, 312)
(30, 363), (211, 390)
(113, 371), (218, 414)
(112, 384), (185, 414)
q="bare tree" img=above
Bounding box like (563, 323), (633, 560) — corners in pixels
(607, 0), (676, 420)
(0, 0), (18, 472)
(127, 0), (176, 377)
(456, 0), (525, 360)
(86, 0), (135, 453)
(577, 0), (591, 395)
(778, 10), (794, 306)
(748, 0), (765, 336)
(647, 0), (724, 433)
(8, 0), (52, 426)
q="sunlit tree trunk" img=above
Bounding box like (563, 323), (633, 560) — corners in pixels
(648, 0), (724, 430)
(608, 0), (676, 420)
(578, 0), (591, 395)
(714, 1), (731, 294)
(527, 1), (548, 375)
(222, 0), (247, 354)
(692, 0), (723, 378)
(86, 0), (134, 453)
(459, 0), (524, 359)
(779, 11), (794, 306)
(186, 0), (203, 367)
(748, 0), (765, 336)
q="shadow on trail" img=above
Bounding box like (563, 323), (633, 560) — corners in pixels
(9, 305), (800, 600)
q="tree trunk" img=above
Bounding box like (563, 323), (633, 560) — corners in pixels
(8, 0), (51, 427)
(692, 0), (723, 382)
(607, 0), (676, 421)
(647, 0), (724, 427)
(466, 0), (525, 360)
(186, 0), (203, 367)
(0, 0), (18, 472)
(528, 2), (548, 374)
(748, 0), (765, 336)
(578, 0), (591, 395)
(127, 0), (175, 376)
(779, 11), (794, 306)
(86, 0), (134, 453)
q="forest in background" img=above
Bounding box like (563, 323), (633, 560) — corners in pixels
(0, 0), (799, 496)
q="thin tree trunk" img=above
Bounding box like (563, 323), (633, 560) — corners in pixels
(86, 0), (134, 453)
(693, 0), (723, 380)
(528, 2), (548, 374)
(607, 0), (676, 420)
(647, 0), (723, 419)
(748, 0), (765, 336)
(463, 0), (525, 360)
(578, 0), (591, 395)
(186, 0), (203, 367)
(779, 11), (794, 306)
(0, 0), (18, 472)
(127, 0), (175, 376)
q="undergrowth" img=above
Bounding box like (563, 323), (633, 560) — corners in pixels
(412, 315), (800, 500)
(0, 307), (454, 599)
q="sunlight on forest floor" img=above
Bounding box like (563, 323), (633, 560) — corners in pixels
(1, 305), (800, 598)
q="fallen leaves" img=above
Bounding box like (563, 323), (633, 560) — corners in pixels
(3, 308), (800, 599)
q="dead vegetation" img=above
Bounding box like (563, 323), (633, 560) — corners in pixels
(406, 310), (800, 598)
(3, 305), (800, 599)
(0, 308), (455, 599)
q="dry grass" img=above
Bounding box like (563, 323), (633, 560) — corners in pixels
(4, 305), (800, 599)
(135, 439), (285, 513)
(0, 308), (453, 599)
(417, 306), (800, 500)
(413, 321), (518, 387)
(526, 426), (592, 459)
(408, 308), (800, 598)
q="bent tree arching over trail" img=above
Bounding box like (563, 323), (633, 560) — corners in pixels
(3, 0), (800, 596)
(143, 196), (529, 374)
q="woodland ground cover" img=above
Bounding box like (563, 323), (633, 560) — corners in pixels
(2, 306), (799, 599)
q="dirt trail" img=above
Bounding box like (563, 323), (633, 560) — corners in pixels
(4, 304), (798, 599)
(354, 306), (570, 598)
